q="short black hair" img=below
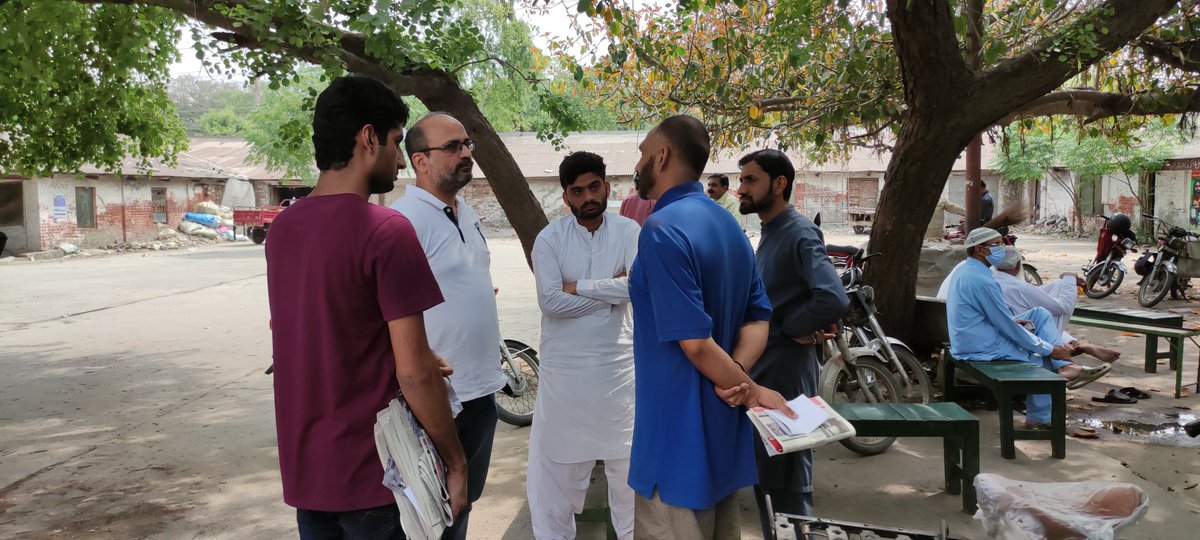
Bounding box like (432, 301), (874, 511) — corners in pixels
(738, 149), (795, 201)
(981, 180), (987, 189)
(558, 151), (606, 189)
(404, 112), (453, 158)
(312, 76), (409, 171)
(654, 115), (710, 177)
(709, 173), (729, 188)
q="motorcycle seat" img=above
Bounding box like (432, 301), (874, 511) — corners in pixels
(826, 244), (863, 259)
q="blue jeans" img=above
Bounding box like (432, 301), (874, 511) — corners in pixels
(297, 504), (405, 540)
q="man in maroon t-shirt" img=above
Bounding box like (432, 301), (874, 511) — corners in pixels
(266, 76), (468, 539)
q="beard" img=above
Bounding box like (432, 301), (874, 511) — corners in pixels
(367, 163), (397, 195)
(569, 197), (607, 220)
(436, 159), (474, 194)
(739, 190), (773, 215)
(634, 162), (655, 200)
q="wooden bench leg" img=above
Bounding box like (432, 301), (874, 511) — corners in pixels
(1145, 335), (1159, 373)
(997, 388), (1016, 460)
(942, 353), (956, 400)
(943, 436), (961, 496)
(1051, 386), (1066, 459)
(1169, 337), (1182, 371)
(963, 427), (980, 514)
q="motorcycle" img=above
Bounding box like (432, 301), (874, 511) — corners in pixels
(944, 221), (1042, 285)
(1135, 214), (1200, 308)
(1082, 213), (1137, 299)
(496, 339), (540, 426)
(817, 320), (902, 456)
(826, 245), (934, 405)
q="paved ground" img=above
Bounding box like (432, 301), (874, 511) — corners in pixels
(1, 229), (1198, 539)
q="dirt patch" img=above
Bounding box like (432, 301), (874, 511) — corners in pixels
(0, 463), (201, 539)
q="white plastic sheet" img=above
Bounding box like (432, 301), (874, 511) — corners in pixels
(974, 473), (1149, 540)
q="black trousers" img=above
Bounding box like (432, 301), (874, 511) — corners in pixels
(441, 394), (498, 540)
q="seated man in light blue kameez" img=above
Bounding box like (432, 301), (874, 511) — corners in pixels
(945, 228), (1109, 429)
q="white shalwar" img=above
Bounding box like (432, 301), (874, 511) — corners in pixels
(994, 271), (1079, 343)
(526, 213), (640, 540)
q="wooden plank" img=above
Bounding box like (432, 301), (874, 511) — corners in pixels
(1073, 304), (1183, 328)
(1070, 316), (1200, 337)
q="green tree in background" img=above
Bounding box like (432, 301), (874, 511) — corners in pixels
(994, 123), (1182, 234)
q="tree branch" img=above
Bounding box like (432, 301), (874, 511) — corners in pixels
(998, 87), (1200, 124)
(1138, 34), (1200, 74)
(75, 0), (446, 98)
(976, 0), (1179, 122)
(886, 0), (975, 107)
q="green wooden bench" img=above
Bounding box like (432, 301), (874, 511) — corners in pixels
(1070, 315), (1200, 398)
(831, 402), (980, 514)
(941, 352), (1067, 460)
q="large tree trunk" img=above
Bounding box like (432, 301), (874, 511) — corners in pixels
(416, 77), (547, 266)
(864, 117), (972, 342)
(868, 0), (1178, 339)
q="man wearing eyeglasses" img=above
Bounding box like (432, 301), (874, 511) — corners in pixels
(390, 113), (505, 540)
(944, 227), (1108, 430)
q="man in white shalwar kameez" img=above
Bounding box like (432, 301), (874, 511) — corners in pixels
(527, 151), (639, 540)
(993, 246), (1120, 363)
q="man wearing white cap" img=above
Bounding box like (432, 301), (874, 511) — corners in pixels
(993, 246), (1121, 364)
(944, 228), (1109, 429)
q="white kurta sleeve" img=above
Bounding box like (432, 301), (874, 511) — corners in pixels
(577, 222), (640, 305)
(534, 232), (611, 317)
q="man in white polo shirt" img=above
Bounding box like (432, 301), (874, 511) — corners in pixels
(390, 112), (507, 540)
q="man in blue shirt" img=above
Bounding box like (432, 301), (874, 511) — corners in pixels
(945, 227), (1109, 428)
(628, 114), (794, 539)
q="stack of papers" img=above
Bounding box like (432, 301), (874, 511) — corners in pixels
(374, 394), (453, 540)
(747, 395), (857, 456)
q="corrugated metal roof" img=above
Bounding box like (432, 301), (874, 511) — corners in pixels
(77, 151), (239, 180)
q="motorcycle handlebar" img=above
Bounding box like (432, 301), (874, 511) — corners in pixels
(1142, 213), (1157, 220)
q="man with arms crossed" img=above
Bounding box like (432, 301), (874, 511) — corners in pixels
(736, 149), (849, 533)
(628, 115), (794, 539)
(391, 113), (507, 540)
(267, 76), (466, 539)
(526, 151), (640, 539)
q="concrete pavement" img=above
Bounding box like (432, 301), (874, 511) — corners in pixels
(1, 235), (1198, 539)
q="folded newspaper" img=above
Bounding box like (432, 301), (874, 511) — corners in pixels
(374, 393), (453, 540)
(747, 395), (856, 456)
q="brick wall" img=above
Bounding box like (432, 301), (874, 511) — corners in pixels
(33, 175), (219, 250)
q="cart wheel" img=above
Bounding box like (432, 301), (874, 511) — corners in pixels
(853, 226), (866, 235)
(251, 226), (267, 245)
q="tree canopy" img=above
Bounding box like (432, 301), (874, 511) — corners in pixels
(569, 0), (1199, 157)
(559, 0), (1196, 337)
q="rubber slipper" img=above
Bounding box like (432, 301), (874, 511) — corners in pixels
(1067, 363), (1111, 390)
(1118, 387), (1151, 400)
(1092, 389), (1137, 404)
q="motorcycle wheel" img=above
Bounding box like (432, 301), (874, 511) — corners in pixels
(496, 340), (540, 427)
(1021, 264), (1042, 286)
(1084, 263), (1124, 299)
(890, 346), (934, 404)
(825, 357), (901, 456)
(1138, 265), (1173, 308)
(847, 330), (932, 405)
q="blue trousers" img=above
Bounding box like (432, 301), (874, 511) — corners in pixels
(1008, 307), (1069, 424)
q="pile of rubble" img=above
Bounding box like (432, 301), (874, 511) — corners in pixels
(1030, 215), (1076, 236)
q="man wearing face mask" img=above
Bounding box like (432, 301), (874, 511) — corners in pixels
(526, 152), (640, 539)
(944, 228), (1109, 430)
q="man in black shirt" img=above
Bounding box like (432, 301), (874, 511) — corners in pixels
(980, 180), (995, 225)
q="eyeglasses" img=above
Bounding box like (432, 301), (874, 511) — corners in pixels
(414, 139), (475, 155)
